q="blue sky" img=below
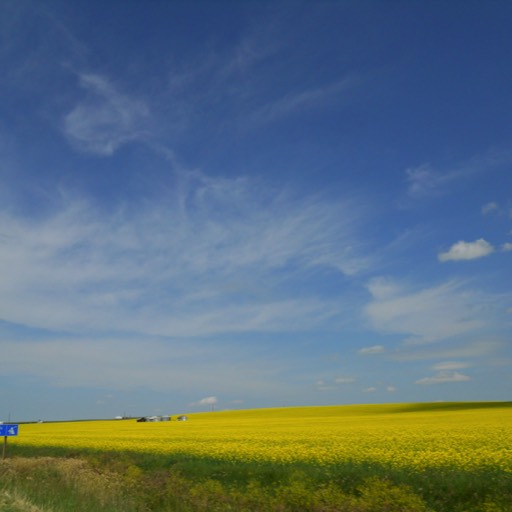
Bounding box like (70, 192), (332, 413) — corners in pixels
(1, 1), (511, 421)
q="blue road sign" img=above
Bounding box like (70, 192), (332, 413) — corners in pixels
(0, 424), (18, 436)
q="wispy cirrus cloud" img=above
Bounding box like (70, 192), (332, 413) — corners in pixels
(481, 202), (499, 215)
(253, 76), (358, 124)
(405, 148), (512, 199)
(0, 170), (366, 338)
(0, 336), (289, 396)
(63, 73), (149, 155)
(415, 361), (472, 386)
(405, 164), (445, 198)
(364, 278), (485, 345)
(415, 370), (470, 385)
(391, 340), (503, 362)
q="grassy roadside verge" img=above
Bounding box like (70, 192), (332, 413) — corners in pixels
(2, 446), (512, 512)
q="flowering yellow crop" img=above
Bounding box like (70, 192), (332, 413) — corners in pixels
(12, 403), (512, 472)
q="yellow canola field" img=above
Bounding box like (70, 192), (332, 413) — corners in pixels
(12, 403), (512, 471)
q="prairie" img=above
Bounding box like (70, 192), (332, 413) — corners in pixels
(1, 402), (511, 511)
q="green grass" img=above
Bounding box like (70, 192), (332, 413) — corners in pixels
(4, 446), (512, 511)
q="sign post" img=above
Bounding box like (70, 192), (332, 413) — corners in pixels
(1, 424), (19, 459)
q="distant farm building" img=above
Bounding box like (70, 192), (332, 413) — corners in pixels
(136, 415), (171, 422)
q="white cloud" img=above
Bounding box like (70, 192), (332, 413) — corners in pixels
(63, 73), (149, 155)
(334, 376), (355, 384)
(432, 361), (470, 371)
(195, 396), (218, 407)
(481, 202), (498, 215)
(415, 371), (471, 385)
(502, 243), (512, 252)
(315, 376), (355, 391)
(365, 279), (484, 345)
(200, 396), (218, 405)
(366, 277), (401, 300)
(314, 379), (333, 391)
(438, 239), (494, 262)
(358, 345), (385, 355)
(386, 385), (396, 392)
(363, 387), (377, 393)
